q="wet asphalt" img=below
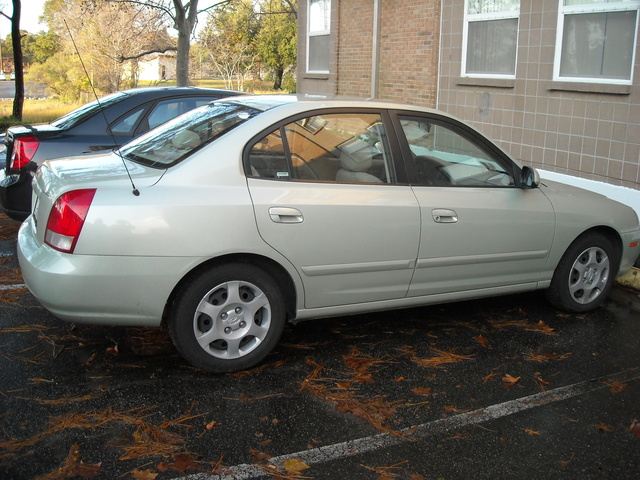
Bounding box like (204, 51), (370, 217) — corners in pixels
(1, 213), (639, 480)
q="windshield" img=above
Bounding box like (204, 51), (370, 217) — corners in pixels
(50, 91), (128, 129)
(119, 101), (261, 168)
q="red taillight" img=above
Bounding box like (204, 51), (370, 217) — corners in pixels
(10, 135), (39, 169)
(45, 189), (96, 253)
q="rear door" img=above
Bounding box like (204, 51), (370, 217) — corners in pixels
(392, 112), (556, 297)
(246, 109), (421, 309)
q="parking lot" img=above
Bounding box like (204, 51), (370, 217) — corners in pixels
(1, 212), (639, 480)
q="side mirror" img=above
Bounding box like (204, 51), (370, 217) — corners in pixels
(521, 166), (540, 189)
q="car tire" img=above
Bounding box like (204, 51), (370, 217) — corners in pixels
(169, 263), (286, 373)
(545, 231), (619, 313)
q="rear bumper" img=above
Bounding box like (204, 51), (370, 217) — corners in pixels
(17, 218), (197, 327)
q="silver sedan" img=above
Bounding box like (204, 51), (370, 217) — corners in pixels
(18, 95), (640, 373)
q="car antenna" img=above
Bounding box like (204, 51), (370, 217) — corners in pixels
(63, 20), (140, 197)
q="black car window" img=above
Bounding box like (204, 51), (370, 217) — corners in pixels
(110, 106), (146, 136)
(50, 91), (128, 130)
(147, 97), (220, 130)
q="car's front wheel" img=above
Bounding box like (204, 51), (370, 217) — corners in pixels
(546, 231), (618, 312)
(169, 263), (286, 373)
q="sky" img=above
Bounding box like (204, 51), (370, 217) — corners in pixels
(1, 0), (47, 34)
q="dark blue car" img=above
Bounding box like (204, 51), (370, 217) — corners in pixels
(0, 87), (242, 220)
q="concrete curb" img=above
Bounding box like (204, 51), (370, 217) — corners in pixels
(617, 267), (640, 291)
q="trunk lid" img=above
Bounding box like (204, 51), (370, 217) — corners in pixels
(30, 152), (164, 242)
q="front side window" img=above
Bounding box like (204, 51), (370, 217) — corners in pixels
(399, 116), (515, 187)
(248, 112), (395, 184)
(463, 0), (520, 77)
(555, 0), (639, 84)
(307, 0), (331, 73)
(121, 102), (260, 168)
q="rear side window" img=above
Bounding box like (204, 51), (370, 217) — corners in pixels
(120, 102), (260, 168)
(146, 97), (217, 130)
(50, 91), (128, 130)
(247, 112), (396, 184)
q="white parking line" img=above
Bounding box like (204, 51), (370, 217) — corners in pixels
(0, 284), (26, 291)
(182, 368), (640, 480)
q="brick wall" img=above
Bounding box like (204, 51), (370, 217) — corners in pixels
(376, 1), (440, 106)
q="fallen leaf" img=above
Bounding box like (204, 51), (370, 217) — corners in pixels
(206, 420), (218, 430)
(482, 371), (498, 383)
(37, 443), (101, 479)
(250, 448), (272, 463)
(560, 453), (575, 467)
(444, 405), (468, 413)
(106, 344), (119, 355)
(605, 381), (628, 394)
(284, 458), (311, 474)
(412, 387), (432, 397)
(130, 468), (158, 480)
(157, 453), (200, 473)
(502, 374), (521, 387)
(474, 335), (490, 347)
(527, 321), (556, 335)
(630, 419), (640, 437)
(596, 422), (613, 432)
(524, 428), (541, 436)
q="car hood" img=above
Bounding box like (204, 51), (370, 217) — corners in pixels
(36, 151), (164, 197)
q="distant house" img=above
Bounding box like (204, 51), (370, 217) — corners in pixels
(297, 0), (640, 190)
(136, 52), (177, 82)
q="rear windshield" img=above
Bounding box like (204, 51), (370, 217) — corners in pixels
(50, 91), (128, 130)
(120, 101), (261, 168)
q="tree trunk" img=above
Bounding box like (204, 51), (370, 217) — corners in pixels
(173, 0), (199, 87)
(273, 66), (284, 90)
(11, 0), (23, 121)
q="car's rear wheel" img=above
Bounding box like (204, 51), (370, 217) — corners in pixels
(546, 231), (618, 312)
(169, 263), (286, 373)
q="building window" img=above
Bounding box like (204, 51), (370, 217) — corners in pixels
(462, 0), (520, 77)
(307, 0), (331, 73)
(555, 0), (639, 84)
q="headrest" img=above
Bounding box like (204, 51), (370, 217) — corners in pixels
(339, 139), (373, 172)
(172, 130), (200, 149)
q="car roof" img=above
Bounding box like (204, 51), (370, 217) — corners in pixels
(220, 93), (449, 119)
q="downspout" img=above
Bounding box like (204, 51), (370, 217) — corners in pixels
(436, 0), (443, 109)
(370, 0), (381, 99)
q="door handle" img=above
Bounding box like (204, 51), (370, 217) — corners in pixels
(432, 208), (458, 223)
(269, 207), (304, 224)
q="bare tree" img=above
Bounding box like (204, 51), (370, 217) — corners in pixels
(115, 0), (233, 86)
(0, 0), (24, 120)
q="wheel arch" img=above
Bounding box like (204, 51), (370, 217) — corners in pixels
(163, 253), (299, 324)
(576, 226), (623, 271)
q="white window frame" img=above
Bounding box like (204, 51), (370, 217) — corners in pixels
(306, 0), (331, 74)
(461, 0), (520, 79)
(553, 0), (639, 85)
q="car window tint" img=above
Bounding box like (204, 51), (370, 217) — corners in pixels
(50, 91), (128, 130)
(110, 106), (145, 135)
(121, 102), (260, 168)
(399, 116), (515, 187)
(248, 129), (291, 179)
(147, 97), (217, 130)
(249, 112), (395, 184)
